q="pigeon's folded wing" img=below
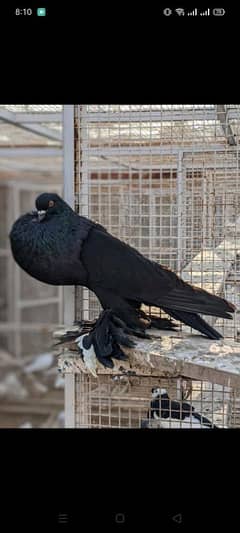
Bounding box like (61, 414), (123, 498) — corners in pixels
(82, 227), (235, 320)
(81, 227), (178, 302)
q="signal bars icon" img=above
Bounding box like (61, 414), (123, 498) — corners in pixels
(187, 8), (210, 16)
(187, 8), (198, 15)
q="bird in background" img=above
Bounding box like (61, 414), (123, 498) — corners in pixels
(141, 388), (218, 429)
(10, 193), (236, 368)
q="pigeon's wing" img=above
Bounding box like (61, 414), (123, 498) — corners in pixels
(81, 227), (178, 302)
(81, 227), (235, 319)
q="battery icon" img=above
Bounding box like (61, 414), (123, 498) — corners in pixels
(212, 8), (225, 16)
(37, 7), (46, 16)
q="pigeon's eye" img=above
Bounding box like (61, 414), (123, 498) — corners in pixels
(48, 200), (55, 208)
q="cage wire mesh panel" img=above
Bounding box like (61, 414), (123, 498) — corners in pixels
(73, 104), (240, 339)
(73, 374), (237, 428)
(66, 105), (240, 428)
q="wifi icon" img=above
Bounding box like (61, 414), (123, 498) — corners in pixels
(175, 8), (185, 15)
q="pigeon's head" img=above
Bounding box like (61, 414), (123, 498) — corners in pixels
(35, 193), (70, 222)
(151, 387), (167, 398)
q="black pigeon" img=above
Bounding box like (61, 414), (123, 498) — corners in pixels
(141, 388), (218, 428)
(10, 193), (235, 366)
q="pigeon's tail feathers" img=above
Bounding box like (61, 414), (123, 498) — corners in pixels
(162, 308), (223, 340)
(191, 411), (219, 429)
(156, 281), (235, 319)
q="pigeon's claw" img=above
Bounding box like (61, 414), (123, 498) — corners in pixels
(80, 310), (134, 368)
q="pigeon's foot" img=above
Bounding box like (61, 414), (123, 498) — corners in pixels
(57, 310), (141, 370)
(76, 309), (135, 369)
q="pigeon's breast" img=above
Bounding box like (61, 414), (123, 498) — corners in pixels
(9, 215), (87, 286)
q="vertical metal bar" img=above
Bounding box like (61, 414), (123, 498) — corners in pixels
(79, 105), (90, 320)
(65, 374), (76, 428)
(63, 105), (75, 325)
(6, 186), (15, 353)
(58, 287), (64, 324)
(77, 373), (90, 428)
(63, 105), (75, 208)
(202, 172), (207, 249)
(12, 186), (22, 358)
(177, 151), (184, 273)
(176, 379), (182, 400)
(149, 190), (155, 258)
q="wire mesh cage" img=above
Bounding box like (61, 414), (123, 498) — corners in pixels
(60, 104), (240, 429)
(58, 356), (240, 429)
(75, 375), (233, 429)
(72, 104), (240, 339)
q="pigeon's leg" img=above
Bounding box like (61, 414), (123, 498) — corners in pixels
(140, 313), (177, 331)
(126, 300), (178, 331)
(93, 287), (148, 333)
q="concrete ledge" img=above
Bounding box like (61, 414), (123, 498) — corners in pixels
(56, 328), (240, 388)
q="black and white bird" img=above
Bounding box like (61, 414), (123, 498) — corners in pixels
(141, 388), (218, 429)
(9, 192), (236, 368)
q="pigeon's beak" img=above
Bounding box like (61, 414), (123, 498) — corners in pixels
(37, 210), (46, 222)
